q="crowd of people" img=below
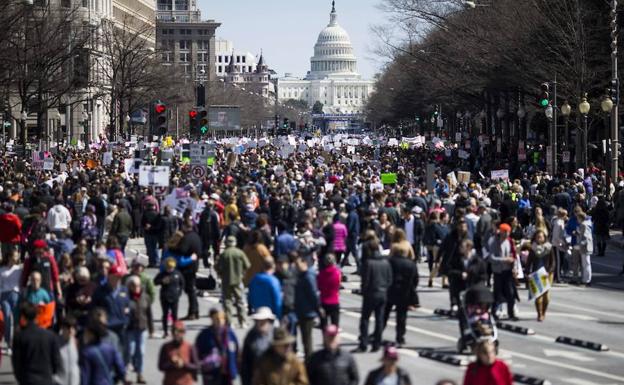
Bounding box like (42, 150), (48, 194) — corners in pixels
(0, 134), (620, 385)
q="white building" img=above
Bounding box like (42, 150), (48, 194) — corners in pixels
(277, 1), (374, 114)
(215, 39), (259, 77)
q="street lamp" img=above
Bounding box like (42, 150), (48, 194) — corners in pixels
(601, 93), (614, 113)
(545, 104), (554, 120)
(579, 93), (591, 169)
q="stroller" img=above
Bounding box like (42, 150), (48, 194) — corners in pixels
(456, 283), (499, 354)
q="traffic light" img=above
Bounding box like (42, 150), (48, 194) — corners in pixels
(153, 102), (168, 136)
(198, 108), (208, 135)
(283, 118), (289, 129)
(609, 78), (619, 103)
(538, 83), (550, 107)
(189, 109), (199, 136)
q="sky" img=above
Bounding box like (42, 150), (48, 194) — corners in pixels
(197, 0), (387, 79)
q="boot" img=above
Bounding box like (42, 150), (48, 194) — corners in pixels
(137, 374), (147, 384)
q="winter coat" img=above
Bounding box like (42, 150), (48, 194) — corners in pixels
(252, 349), (308, 385)
(154, 269), (185, 303)
(241, 328), (272, 385)
(0, 213), (22, 244)
(217, 246), (251, 287)
(387, 255), (418, 305)
(248, 272), (282, 319)
(195, 326), (240, 381)
(79, 342), (126, 385)
(295, 269), (320, 319)
(306, 348), (358, 385)
(363, 366), (411, 385)
(361, 252), (393, 299)
(317, 264), (340, 306)
(463, 360), (513, 385)
(332, 222), (348, 252)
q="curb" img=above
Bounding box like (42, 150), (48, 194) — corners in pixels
(496, 321), (535, 335)
(513, 373), (552, 385)
(556, 336), (609, 351)
(418, 350), (468, 366)
(433, 308), (458, 318)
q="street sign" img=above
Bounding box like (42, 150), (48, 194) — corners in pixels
(138, 165), (170, 187)
(190, 143), (215, 165)
(191, 165), (207, 179)
(563, 151), (571, 163)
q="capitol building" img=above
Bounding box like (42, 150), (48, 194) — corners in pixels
(277, 1), (374, 115)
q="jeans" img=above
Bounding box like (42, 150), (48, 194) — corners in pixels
(126, 329), (147, 374)
(359, 294), (386, 349)
(581, 252), (592, 284)
(1, 291), (19, 346)
(144, 234), (160, 266)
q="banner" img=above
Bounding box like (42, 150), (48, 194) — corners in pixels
(528, 267), (551, 300)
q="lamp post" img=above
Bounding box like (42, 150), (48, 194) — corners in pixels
(579, 93), (591, 170)
(81, 111), (89, 145)
(610, 0), (619, 183)
(561, 100), (571, 148)
(602, 92), (614, 176)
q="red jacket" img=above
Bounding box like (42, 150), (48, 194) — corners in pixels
(317, 264), (341, 305)
(0, 213), (22, 244)
(463, 360), (513, 385)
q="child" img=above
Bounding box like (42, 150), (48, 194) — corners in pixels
(154, 258), (185, 338)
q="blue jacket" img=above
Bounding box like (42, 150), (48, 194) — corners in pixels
(565, 216), (579, 246)
(79, 342), (126, 385)
(295, 269), (320, 319)
(161, 249), (194, 271)
(248, 272), (282, 319)
(195, 326), (239, 380)
(92, 282), (130, 331)
(347, 210), (360, 241)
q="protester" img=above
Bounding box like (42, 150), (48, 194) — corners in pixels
(248, 257), (282, 319)
(195, 309), (240, 385)
(317, 253), (341, 330)
(463, 340), (512, 385)
(241, 307), (274, 385)
(155, 257), (185, 337)
(363, 346), (412, 385)
(526, 230), (555, 321)
(216, 235), (251, 328)
(487, 224), (518, 321)
(252, 327), (308, 385)
(306, 325), (359, 385)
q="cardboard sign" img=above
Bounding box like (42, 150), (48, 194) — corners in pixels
(381, 173), (398, 185)
(102, 152), (113, 166)
(138, 165), (170, 187)
(458, 150), (469, 159)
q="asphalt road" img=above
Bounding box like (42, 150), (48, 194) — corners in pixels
(1, 236), (623, 385)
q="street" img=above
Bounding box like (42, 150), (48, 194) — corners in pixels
(2, 237), (621, 385)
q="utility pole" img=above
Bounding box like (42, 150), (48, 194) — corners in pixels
(552, 76), (558, 175)
(611, 0), (620, 183)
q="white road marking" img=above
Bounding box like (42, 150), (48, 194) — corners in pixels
(564, 378), (619, 385)
(545, 312), (598, 321)
(550, 302), (624, 320)
(543, 349), (595, 362)
(341, 310), (624, 382)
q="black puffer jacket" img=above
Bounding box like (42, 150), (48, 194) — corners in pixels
(387, 255), (418, 305)
(364, 366), (411, 385)
(306, 348), (359, 385)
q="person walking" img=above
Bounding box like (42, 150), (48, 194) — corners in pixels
(550, 208), (569, 283)
(526, 230), (555, 321)
(13, 301), (61, 385)
(317, 254), (341, 330)
(294, 254), (320, 358)
(79, 316), (128, 385)
(248, 257), (282, 319)
(195, 309), (240, 385)
(110, 205), (133, 253)
(216, 236), (251, 328)
(590, 197), (610, 257)
(126, 275), (151, 384)
(154, 258), (185, 338)
(0, 249), (21, 354)
(198, 200), (221, 268)
(383, 237), (418, 347)
(241, 307), (274, 385)
(306, 325), (359, 385)
(142, 202), (161, 268)
(462, 340), (512, 385)
(575, 211), (593, 286)
(54, 316), (80, 385)
(158, 321), (198, 385)
(252, 327), (308, 385)
(487, 224), (518, 321)
(363, 346), (412, 385)
(356, 236), (393, 353)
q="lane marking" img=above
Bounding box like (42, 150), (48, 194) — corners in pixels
(543, 349), (595, 362)
(341, 310), (624, 382)
(550, 302), (624, 320)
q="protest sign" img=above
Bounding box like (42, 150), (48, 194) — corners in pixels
(138, 165), (170, 187)
(528, 267), (551, 300)
(457, 171), (471, 184)
(490, 169), (509, 181)
(381, 173), (398, 185)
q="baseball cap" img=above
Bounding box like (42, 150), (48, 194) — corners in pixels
(324, 324), (339, 337)
(499, 223), (512, 233)
(383, 345), (399, 361)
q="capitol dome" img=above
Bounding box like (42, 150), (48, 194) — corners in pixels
(307, 1), (359, 80)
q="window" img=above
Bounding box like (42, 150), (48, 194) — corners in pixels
(197, 52), (209, 62)
(218, 66), (222, 73)
(179, 52), (189, 62)
(157, 0), (171, 10)
(242, 56), (246, 63)
(179, 29), (191, 35)
(175, 0), (188, 10)
(236, 56), (240, 63)
(197, 40), (209, 50)
(162, 51), (172, 62)
(179, 40), (190, 50)
(218, 56), (222, 63)
(248, 66), (252, 72)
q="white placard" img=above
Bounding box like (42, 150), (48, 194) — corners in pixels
(138, 165), (170, 187)
(490, 169), (509, 181)
(102, 151), (113, 166)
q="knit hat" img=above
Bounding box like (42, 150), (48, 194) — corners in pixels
(32, 239), (48, 249)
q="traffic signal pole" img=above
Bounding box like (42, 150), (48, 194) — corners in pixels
(611, 0), (619, 183)
(552, 76), (558, 176)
